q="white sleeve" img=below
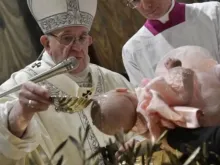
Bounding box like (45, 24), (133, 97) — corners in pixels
(122, 47), (145, 87)
(213, 2), (220, 60)
(113, 73), (135, 92)
(0, 70), (41, 161)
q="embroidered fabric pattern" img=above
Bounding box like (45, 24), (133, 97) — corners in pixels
(25, 65), (105, 164)
(30, 0), (93, 33)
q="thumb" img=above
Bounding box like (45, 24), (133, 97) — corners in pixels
(147, 114), (161, 142)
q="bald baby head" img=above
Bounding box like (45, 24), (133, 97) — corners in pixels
(91, 90), (138, 135)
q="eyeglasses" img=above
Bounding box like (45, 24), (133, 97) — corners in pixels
(49, 33), (89, 46)
(125, 0), (141, 9)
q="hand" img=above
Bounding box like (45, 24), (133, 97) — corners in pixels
(147, 113), (176, 142)
(115, 88), (128, 92)
(9, 81), (51, 137)
(18, 81), (51, 113)
(115, 139), (139, 161)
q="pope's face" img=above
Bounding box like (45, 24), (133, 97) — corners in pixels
(43, 26), (93, 74)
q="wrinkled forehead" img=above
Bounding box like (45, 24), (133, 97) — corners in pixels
(52, 26), (89, 35)
(155, 46), (217, 76)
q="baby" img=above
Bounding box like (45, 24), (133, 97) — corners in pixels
(91, 60), (200, 137)
(91, 46), (220, 138)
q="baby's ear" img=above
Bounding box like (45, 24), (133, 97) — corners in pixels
(90, 100), (101, 124)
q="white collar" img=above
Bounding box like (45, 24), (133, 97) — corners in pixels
(158, 0), (175, 23)
(42, 50), (56, 67)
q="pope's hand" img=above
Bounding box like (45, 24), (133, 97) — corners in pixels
(8, 81), (51, 137)
(18, 81), (51, 112)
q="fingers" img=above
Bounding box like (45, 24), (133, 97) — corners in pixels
(22, 82), (50, 99)
(115, 88), (128, 92)
(18, 81), (51, 112)
(20, 99), (50, 111)
(115, 139), (138, 160)
(19, 89), (50, 104)
(147, 113), (176, 141)
(160, 118), (176, 129)
(141, 78), (151, 87)
(147, 115), (161, 141)
(115, 140), (135, 159)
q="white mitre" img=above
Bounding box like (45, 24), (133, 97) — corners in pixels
(27, 0), (97, 33)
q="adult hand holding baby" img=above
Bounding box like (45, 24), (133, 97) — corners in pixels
(137, 78), (177, 140)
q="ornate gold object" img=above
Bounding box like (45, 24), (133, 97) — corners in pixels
(51, 95), (92, 113)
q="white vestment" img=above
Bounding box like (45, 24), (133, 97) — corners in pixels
(0, 52), (134, 165)
(123, 1), (220, 86)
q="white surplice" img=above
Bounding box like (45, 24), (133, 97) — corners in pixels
(123, 1), (220, 86)
(0, 51), (134, 165)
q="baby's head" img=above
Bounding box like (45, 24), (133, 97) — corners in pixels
(91, 89), (138, 135)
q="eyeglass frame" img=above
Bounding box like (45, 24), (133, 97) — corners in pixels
(125, 0), (141, 9)
(47, 32), (90, 46)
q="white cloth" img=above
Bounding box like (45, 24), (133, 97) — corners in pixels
(122, 1), (220, 86)
(0, 52), (134, 165)
(158, 0), (175, 23)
